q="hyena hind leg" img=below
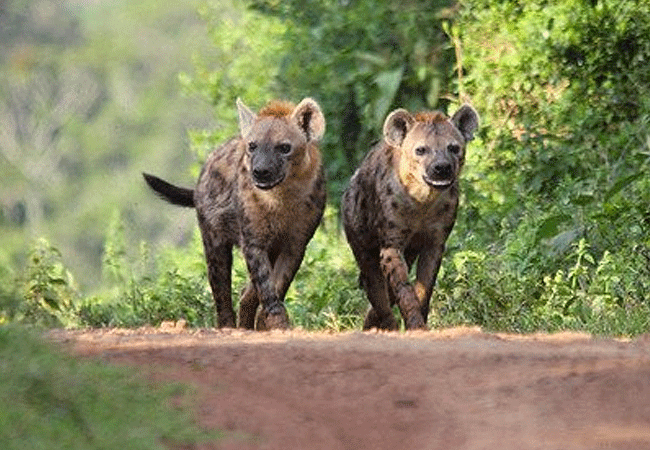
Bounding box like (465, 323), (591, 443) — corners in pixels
(204, 243), (236, 328)
(238, 283), (259, 329)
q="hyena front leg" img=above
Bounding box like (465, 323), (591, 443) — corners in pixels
(255, 238), (309, 330)
(414, 245), (445, 322)
(241, 242), (289, 330)
(203, 242), (235, 328)
(353, 249), (398, 331)
(379, 247), (426, 330)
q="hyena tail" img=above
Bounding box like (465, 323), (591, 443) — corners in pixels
(142, 173), (195, 208)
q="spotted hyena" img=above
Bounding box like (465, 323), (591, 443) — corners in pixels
(143, 98), (326, 330)
(342, 104), (479, 330)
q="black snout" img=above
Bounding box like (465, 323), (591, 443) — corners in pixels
(252, 168), (274, 184)
(423, 159), (455, 189)
(431, 162), (453, 180)
(252, 165), (284, 189)
(251, 152), (285, 190)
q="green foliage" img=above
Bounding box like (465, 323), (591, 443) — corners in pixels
(0, 239), (78, 327)
(0, 324), (221, 449)
(420, 0), (650, 335)
(0, 0), (212, 285)
(285, 207), (366, 331)
(76, 212), (216, 328)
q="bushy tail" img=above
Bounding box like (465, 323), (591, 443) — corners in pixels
(142, 173), (195, 208)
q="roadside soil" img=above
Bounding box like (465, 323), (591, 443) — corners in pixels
(49, 325), (650, 450)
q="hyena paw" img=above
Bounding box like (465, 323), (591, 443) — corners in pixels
(257, 305), (289, 330)
(363, 308), (398, 331)
(405, 312), (427, 330)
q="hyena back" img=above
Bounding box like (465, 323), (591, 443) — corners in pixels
(342, 104), (478, 330)
(144, 98), (326, 330)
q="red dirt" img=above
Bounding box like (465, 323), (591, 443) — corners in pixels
(49, 325), (650, 450)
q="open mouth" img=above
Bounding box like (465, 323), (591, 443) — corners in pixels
(423, 176), (453, 190)
(253, 176), (285, 190)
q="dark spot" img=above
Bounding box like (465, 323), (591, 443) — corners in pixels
(380, 165), (389, 180)
(387, 153), (393, 167)
(304, 199), (314, 211)
(391, 201), (399, 210)
(387, 221), (397, 229)
(385, 185), (393, 196)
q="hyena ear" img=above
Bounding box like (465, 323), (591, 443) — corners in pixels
(451, 104), (479, 142)
(291, 97), (326, 142)
(383, 109), (415, 147)
(236, 98), (257, 138)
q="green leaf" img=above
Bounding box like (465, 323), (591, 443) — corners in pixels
(536, 214), (571, 241)
(571, 192), (595, 206)
(604, 172), (644, 202)
(374, 66), (404, 126)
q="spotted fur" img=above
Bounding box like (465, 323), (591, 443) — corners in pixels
(342, 105), (479, 330)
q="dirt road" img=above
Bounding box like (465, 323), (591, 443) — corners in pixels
(50, 326), (650, 450)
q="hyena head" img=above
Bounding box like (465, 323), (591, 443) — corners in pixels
(383, 104), (479, 202)
(237, 97), (325, 190)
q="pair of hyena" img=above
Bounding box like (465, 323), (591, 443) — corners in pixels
(144, 97), (478, 331)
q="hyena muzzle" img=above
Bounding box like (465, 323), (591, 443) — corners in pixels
(143, 98), (326, 330)
(342, 104), (479, 330)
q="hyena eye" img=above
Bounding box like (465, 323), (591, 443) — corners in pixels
(275, 143), (292, 154)
(414, 146), (428, 156)
(248, 142), (258, 152)
(447, 143), (461, 155)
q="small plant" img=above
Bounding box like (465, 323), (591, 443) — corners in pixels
(16, 239), (78, 327)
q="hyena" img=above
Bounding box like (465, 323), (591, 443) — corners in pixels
(342, 104), (479, 330)
(143, 98), (326, 330)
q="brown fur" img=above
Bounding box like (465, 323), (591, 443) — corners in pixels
(342, 104), (479, 330)
(144, 98), (326, 330)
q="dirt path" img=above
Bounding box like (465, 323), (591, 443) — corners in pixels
(49, 326), (650, 450)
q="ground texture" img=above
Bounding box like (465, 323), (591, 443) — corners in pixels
(49, 325), (650, 450)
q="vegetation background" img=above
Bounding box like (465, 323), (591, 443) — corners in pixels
(1, 0), (649, 335)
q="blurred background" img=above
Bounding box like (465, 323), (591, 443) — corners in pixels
(1, 0), (649, 333)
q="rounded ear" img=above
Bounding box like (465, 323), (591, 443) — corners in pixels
(236, 98), (256, 138)
(451, 104), (479, 142)
(383, 109), (415, 147)
(291, 97), (326, 142)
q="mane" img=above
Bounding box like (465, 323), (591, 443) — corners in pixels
(414, 110), (448, 124)
(258, 100), (295, 118)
